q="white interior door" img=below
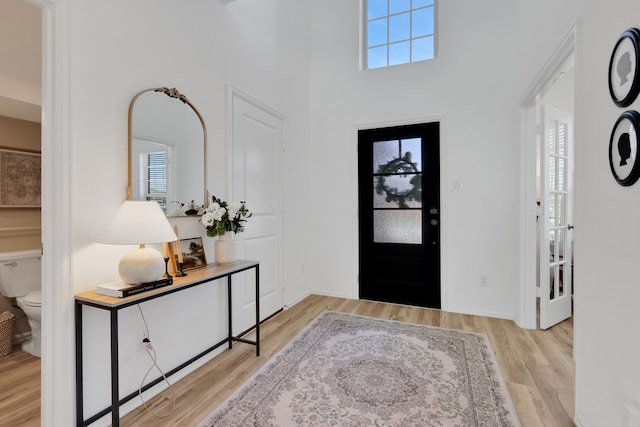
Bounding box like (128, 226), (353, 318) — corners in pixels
(539, 104), (573, 330)
(231, 89), (285, 334)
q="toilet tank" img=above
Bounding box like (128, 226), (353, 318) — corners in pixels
(0, 249), (42, 298)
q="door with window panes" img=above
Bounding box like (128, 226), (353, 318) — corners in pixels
(539, 105), (573, 329)
(358, 123), (440, 308)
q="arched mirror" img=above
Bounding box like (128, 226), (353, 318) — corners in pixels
(128, 87), (207, 216)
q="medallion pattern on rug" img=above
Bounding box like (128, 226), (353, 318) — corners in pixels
(199, 311), (521, 427)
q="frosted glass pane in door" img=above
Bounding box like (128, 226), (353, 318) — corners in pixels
(373, 175), (422, 208)
(374, 138), (422, 172)
(373, 140), (400, 170)
(401, 138), (422, 170)
(373, 210), (422, 244)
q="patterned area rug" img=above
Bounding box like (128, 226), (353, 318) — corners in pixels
(199, 311), (521, 427)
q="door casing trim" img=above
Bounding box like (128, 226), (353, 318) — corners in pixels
(518, 23), (577, 329)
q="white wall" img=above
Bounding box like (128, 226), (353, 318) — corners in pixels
(223, 0), (312, 307)
(516, 0), (640, 425)
(307, 0), (521, 319)
(573, 4), (640, 425)
(62, 0), (310, 423)
(51, 0), (640, 425)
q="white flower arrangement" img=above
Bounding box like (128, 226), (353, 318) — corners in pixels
(200, 195), (251, 237)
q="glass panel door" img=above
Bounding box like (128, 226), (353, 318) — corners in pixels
(358, 122), (440, 309)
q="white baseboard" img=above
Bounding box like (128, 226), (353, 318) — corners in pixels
(304, 293), (516, 322)
(284, 291), (312, 310)
(311, 289), (355, 300)
(445, 305), (516, 321)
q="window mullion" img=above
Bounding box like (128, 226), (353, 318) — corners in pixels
(409, 2), (413, 62)
(386, 0), (390, 67)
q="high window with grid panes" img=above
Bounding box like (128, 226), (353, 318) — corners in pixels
(365, 0), (435, 69)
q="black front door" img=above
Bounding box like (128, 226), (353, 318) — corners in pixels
(358, 122), (440, 309)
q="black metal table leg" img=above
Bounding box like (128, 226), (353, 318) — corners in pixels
(228, 276), (233, 349)
(110, 309), (119, 426)
(75, 301), (84, 426)
(255, 265), (260, 356)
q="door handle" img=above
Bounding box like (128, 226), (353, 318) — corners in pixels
(567, 224), (574, 230)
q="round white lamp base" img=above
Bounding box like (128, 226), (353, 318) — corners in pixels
(118, 247), (164, 285)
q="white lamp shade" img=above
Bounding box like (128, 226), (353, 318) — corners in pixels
(100, 201), (178, 285)
(100, 201), (178, 245)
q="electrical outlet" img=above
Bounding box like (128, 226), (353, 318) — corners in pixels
(479, 274), (489, 287)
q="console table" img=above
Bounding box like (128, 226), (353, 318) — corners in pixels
(74, 260), (260, 427)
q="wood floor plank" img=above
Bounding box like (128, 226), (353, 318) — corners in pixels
(0, 295), (575, 426)
(0, 345), (40, 427)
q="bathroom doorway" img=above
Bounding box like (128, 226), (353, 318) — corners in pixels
(0, 1), (43, 426)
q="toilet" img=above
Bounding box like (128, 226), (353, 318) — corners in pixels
(0, 250), (42, 357)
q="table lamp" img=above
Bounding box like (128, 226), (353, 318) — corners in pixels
(100, 200), (178, 285)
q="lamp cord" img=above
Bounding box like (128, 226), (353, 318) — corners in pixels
(137, 304), (177, 418)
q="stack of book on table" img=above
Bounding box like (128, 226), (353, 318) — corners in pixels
(96, 277), (173, 298)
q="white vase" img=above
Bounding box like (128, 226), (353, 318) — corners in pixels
(215, 233), (236, 264)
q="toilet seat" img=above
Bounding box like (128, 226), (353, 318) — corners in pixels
(22, 290), (41, 307)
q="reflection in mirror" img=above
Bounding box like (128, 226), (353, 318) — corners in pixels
(128, 87), (207, 216)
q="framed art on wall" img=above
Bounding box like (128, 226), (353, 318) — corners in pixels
(609, 110), (640, 186)
(0, 148), (41, 208)
(609, 28), (640, 107)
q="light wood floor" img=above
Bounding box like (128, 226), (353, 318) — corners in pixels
(0, 344), (40, 427)
(0, 294), (574, 426)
